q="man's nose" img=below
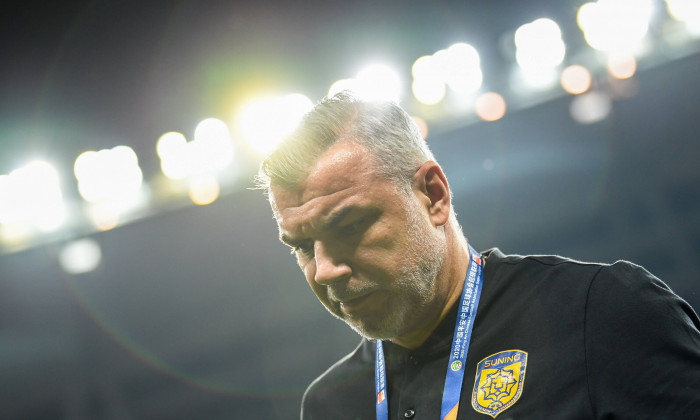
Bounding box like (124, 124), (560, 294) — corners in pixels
(313, 241), (351, 285)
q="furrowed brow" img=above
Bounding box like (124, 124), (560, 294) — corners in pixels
(321, 205), (358, 231)
(277, 205), (361, 246)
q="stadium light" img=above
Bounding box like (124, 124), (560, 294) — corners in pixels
(0, 161), (66, 232)
(561, 65), (593, 94)
(157, 118), (235, 180)
(577, 0), (655, 53)
(475, 92), (507, 122)
(411, 44), (483, 105)
(570, 91), (612, 124)
(238, 93), (313, 154)
(329, 64), (402, 103)
(411, 55), (446, 105)
(74, 146), (145, 230)
(74, 146), (144, 204)
(438, 43), (483, 97)
(515, 18), (566, 71)
(513, 18), (566, 90)
(356, 64), (402, 102)
(666, 0), (700, 35)
(59, 238), (102, 274)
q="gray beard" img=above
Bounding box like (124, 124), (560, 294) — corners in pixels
(344, 197), (446, 340)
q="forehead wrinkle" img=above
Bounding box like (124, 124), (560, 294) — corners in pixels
(271, 140), (386, 241)
(274, 187), (351, 239)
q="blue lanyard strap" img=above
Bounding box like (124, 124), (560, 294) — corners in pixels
(375, 340), (389, 419)
(375, 244), (484, 420)
(440, 244), (483, 419)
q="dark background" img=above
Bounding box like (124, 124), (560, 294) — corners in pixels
(1, 1), (698, 419)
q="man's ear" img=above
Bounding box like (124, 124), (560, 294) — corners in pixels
(413, 161), (451, 227)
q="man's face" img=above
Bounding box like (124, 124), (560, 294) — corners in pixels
(269, 140), (447, 340)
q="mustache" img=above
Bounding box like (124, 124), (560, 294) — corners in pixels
(327, 284), (378, 302)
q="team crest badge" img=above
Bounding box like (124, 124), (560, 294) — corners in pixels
(471, 350), (527, 418)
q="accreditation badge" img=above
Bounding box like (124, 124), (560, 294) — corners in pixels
(471, 350), (527, 418)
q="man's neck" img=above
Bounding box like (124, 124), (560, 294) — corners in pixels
(391, 234), (471, 349)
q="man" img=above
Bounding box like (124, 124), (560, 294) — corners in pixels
(256, 93), (700, 419)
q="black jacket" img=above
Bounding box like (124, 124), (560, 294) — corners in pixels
(301, 249), (700, 419)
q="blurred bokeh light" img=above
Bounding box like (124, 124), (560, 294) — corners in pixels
(239, 93), (313, 154)
(411, 43), (483, 105)
(157, 119), (235, 180)
(0, 161), (66, 233)
(157, 132), (190, 180)
(188, 174), (221, 206)
(577, 0), (655, 53)
(515, 18), (566, 71)
(411, 55), (446, 105)
(59, 238), (102, 274)
(513, 18), (566, 90)
(329, 64), (402, 103)
(438, 43), (483, 97)
(74, 146), (144, 204)
(570, 91), (613, 124)
(666, 0), (700, 35)
(475, 92), (507, 121)
(606, 53), (638, 79)
(561, 64), (593, 94)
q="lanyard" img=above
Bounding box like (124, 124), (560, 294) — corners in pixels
(375, 244), (484, 420)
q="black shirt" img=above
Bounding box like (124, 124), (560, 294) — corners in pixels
(301, 249), (700, 419)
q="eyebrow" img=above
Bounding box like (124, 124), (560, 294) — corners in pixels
(278, 205), (360, 246)
(321, 205), (358, 231)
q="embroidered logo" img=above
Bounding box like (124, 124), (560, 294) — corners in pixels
(471, 350), (527, 418)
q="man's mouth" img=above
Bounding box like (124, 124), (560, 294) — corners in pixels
(338, 292), (375, 313)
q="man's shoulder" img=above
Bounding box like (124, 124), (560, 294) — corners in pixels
(480, 247), (635, 284)
(482, 247), (608, 269)
(479, 248), (672, 304)
(301, 339), (375, 419)
(483, 247), (674, 288)
(482, 247), (699, 330)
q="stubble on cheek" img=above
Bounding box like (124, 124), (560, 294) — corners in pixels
(300, 199), (446, 339)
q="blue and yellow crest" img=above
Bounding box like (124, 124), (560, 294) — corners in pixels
(471, 350), (527, 418)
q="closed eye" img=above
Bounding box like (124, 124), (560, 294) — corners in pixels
(290, 240), (314, 257)
(340, 219), (364, 234)
(339, 214), (376, 236)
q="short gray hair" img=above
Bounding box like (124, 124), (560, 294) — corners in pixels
(255, 92), (435, 192)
